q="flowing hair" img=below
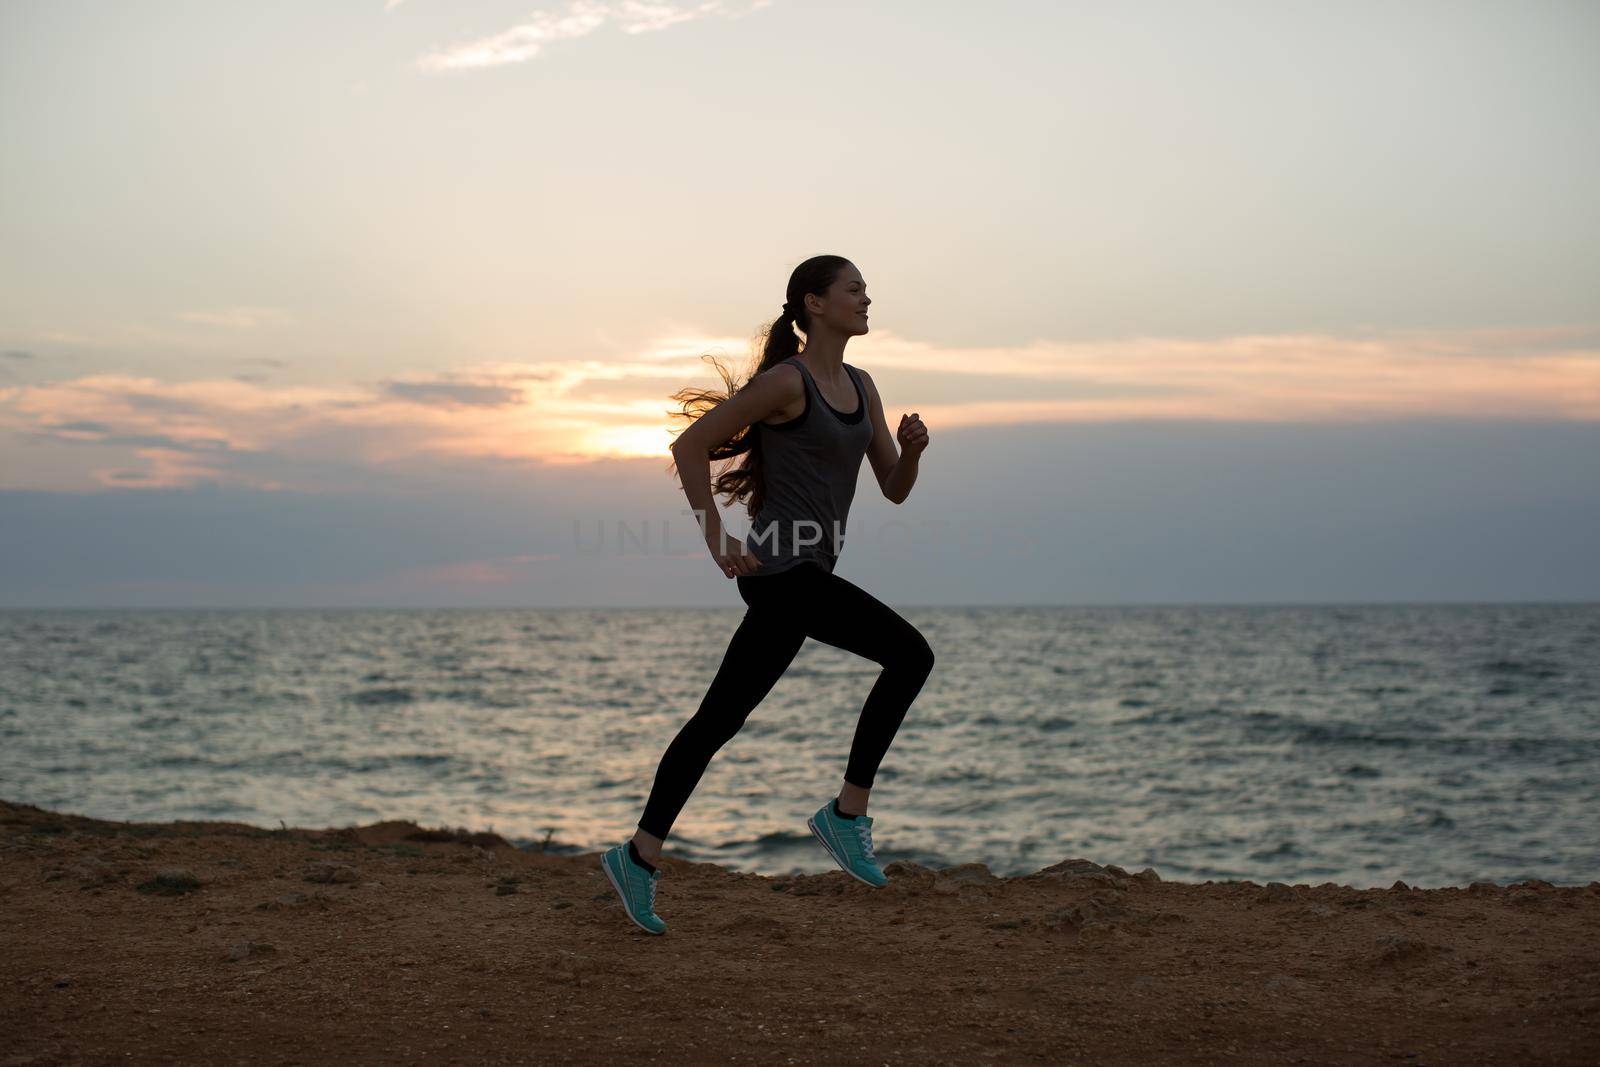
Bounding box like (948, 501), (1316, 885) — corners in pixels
(666, 254), (852, 519)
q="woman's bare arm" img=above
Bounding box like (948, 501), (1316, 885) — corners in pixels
(856, 367), (928, 505)
(671, 362), (803, 576)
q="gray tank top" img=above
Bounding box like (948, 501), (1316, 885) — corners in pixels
(742, 355), (874, 576)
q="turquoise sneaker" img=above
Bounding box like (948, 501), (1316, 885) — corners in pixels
(600, 842), (667, 934)
(807, 801), (888, 887)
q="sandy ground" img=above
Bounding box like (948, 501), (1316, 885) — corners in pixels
(2, 798), (1597, 1065)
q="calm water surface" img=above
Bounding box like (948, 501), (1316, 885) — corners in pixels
(2, 603), (1595, 889)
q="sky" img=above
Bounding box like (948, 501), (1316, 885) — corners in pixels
(1, 0), (1597, 607)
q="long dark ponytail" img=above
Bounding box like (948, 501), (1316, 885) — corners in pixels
(666, 254), (852, 518)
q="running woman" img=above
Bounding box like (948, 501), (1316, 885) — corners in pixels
(600, 255), (935, 934)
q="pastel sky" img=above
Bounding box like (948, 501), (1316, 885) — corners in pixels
(2, 0), (1597, 606)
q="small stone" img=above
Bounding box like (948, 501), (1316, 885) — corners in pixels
(1373, 934), (1428, 962)
(932, 863), (1000, 894)
(135, 867), (201, 896)
(1038, 858), (1106, 878)
(226, 941), (276, 962)
(67, 857), (123, 888)
(301, 862), (360, 884)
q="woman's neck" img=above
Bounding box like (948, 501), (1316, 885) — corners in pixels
(799, 333), (848, 375)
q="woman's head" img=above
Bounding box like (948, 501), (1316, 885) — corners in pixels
(775, 254), (871, 346)
(665, 254), (868, 517)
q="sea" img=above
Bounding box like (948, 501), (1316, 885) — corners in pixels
(1, 603), (1595, 890)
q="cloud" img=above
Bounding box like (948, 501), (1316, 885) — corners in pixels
(416, 0), (774, 72)
(25, 428), (232, 453)
(173, 307), (293, 329)
(845, 324), (1600, 428)
(0, 350), (30, 380)
(6, 420), (1596, 608)
(0, 325), (1595, 492)
(236, 356), (291, 370)
(384, 380), (527, 407)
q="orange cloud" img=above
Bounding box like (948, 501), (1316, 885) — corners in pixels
(1, 324), (1595, 491)
(851, 325), (1600, 426)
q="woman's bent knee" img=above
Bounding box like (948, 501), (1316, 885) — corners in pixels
(894, 630), (935, 678)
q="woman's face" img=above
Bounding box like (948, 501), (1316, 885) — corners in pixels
(806, 266), (870, 336)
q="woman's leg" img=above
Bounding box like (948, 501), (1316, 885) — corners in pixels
(634, 599), (806, 852)
(785, 566), (936, 813)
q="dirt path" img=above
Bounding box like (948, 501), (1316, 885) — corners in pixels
(3, 799), (1596, 1064)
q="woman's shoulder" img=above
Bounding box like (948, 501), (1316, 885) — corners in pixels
(844, 362), (875, 392)
(750, 359), (808, 428)
(757, 358), (805, 389)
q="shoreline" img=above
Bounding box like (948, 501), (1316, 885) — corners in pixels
(3, 797), (1597, 1063)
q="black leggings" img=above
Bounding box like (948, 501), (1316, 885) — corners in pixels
(636, 560), (935, 841)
